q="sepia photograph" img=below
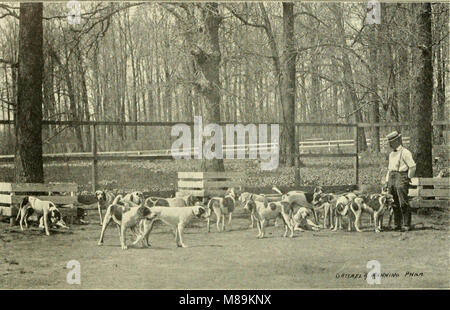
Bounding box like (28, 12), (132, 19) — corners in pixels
(0, 0), (448, 291)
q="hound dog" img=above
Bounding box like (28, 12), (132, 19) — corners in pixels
(97, 201), (156, 250)
(272, 186), (323, 224)
(314, 193), (338, 229)
(95, 190), (116, 225)
(16, 196), (67, 236)
(206, 189), (236, 232)
(142, 205), (210, 248)
(349, 193), (394, 232)
(291, 207), (322, 232)
(144, 196), (193, 208)
(122, 191), (145, 205)
(243, 198), (294, 238)
(332, 192), (358, 232)
(238, 192), (268, 228)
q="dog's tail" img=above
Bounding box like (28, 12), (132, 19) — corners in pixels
(272, 186), (283, 195)
(112, 194), (123, 205)
(16, 196), (30, 221)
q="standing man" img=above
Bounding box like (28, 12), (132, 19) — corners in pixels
(383, 131), (416, 232)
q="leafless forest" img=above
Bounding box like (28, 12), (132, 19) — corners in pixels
(0, 2), (448, 183)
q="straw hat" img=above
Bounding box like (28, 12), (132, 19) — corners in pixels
(386, 130), (402, 142)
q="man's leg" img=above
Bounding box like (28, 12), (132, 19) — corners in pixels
(397, 176), (411, 230)
(389, 176), (402, 230)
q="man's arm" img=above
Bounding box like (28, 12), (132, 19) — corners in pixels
(403, 149), (416, 179)
(408, 166), (416, 179)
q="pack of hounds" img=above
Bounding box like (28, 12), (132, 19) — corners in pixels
(16, 185), (395, 250)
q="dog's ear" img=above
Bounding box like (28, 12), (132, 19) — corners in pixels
(137, 206), (151, 217)
(144, 198), (154, 208)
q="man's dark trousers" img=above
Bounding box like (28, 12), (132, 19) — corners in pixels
(388, 171), (411, 228)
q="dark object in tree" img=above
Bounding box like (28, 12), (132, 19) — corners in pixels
(410, 3), (433, 178)
(15, 3), (44, 183)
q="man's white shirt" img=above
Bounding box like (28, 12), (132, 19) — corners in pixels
(388, 145), (416, 172)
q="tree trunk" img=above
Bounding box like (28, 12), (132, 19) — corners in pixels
(369, 22), (380, 152)
(191, 3), (224, 172)
(15, 3), (44, 183)
(280, 2), (297, 167)
(410, 3), (433, 177)
(333, 4), (367, 152)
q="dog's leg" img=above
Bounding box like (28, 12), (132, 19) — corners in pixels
(307, 219), (321, 231)
(215, 210), (221, 232)
(374, 212), (381, 233)
(42, 211), (50, 236)
(19, 208), (26, 231)
(97, 212), (112, 246)
(332, 215), (339, 232)
(221, 214), (225, 232)
(141, 219), (154, 247)
(330, 208), (335, 229)
(175, 225), (181, 247)
(378, 214), (384, 231)
(354, 210), (362, 232)
(255, 218), (262, 238)
(120, 225), (128, 250)
(281, 212), (294, 237)
(178, 223), (187, 248)
(97, 203), (103, 226)
(259, 219), (266, 238)
(311, 208), (319, 225)
(323, 205), (329, 229)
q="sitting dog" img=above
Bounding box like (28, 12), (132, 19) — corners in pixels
(16, 196), (67, 236)
(349, 193), (394, 232)
(243, 198), (293, 238)
(291, 207), (322, 232)
(95, 190), (116, 225)
(206, 188), (236, 232)
(97, 202), (156, 250)
(142, 205), (210, 248)
(272, 186), (323, 224)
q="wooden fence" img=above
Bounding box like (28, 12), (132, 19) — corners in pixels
(0, 120), (448, 191)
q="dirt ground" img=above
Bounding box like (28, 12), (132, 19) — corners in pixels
(0, 208), (448, 289)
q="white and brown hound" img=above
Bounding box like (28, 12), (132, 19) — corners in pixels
(238, 192), (268, 228)
(16, 196), (67, 236)
(206, 188), (236, 232)
(243, 198), (294, 238)
(142, 205), (210, 248)
(95, 190), (116, 225)
(272, 186), (323, 224)
(97, 201), (156, 250)
(349, 193), (394, 232)
(291, 207), (322, 232)
(144, 196), (196, 208)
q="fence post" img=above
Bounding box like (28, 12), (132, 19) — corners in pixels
(91, 124), (97, 192)
(354, 124), (359, 187)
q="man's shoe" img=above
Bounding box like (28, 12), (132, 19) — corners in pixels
(402, 226), (411, 232)
(393, 226), (402, 231)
